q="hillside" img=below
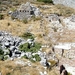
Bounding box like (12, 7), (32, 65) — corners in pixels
(0, 0), (75, 75)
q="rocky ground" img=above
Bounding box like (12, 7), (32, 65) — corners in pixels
(0, 0), (75, 75)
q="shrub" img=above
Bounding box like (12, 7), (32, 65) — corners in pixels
(37, 0), (53, 4)
(32, 54), (41, 61)
(19, 42), (41, 53)
(21, 32), (34, 39)
(0, 14), (4, 20)
(23, 19), (28, 24)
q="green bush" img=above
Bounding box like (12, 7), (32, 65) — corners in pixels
(32, 54), (41, 61)
(37, 0), (53, 4)
(19, 42), (41, 53)
(21, 32), (34, 39)
(0, 14), (4, 20)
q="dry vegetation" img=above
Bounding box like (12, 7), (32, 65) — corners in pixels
(0, 59), (59, 75)
(0, 1), (75, 75)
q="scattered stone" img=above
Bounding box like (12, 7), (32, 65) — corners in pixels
(4, 42), (10, 48)
(53, 0), (75, 9)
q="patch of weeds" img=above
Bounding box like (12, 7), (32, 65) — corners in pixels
(37, 0), (53, 4)
(19, 42), (41, 53)
(21, 32), (34, 40)
(23, 18), (28, 24)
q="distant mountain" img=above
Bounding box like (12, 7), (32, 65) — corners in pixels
(52, 0), (75, 9)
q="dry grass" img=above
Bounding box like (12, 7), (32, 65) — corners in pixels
(55, 4), (75, 17)
(0, 58), (59, 75)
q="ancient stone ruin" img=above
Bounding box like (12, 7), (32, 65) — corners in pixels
(11, 2), (40, 20)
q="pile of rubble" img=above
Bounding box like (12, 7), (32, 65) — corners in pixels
(11, 2), (40, 20)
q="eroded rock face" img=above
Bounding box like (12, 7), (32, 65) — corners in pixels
(52, 0), (75, 9)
